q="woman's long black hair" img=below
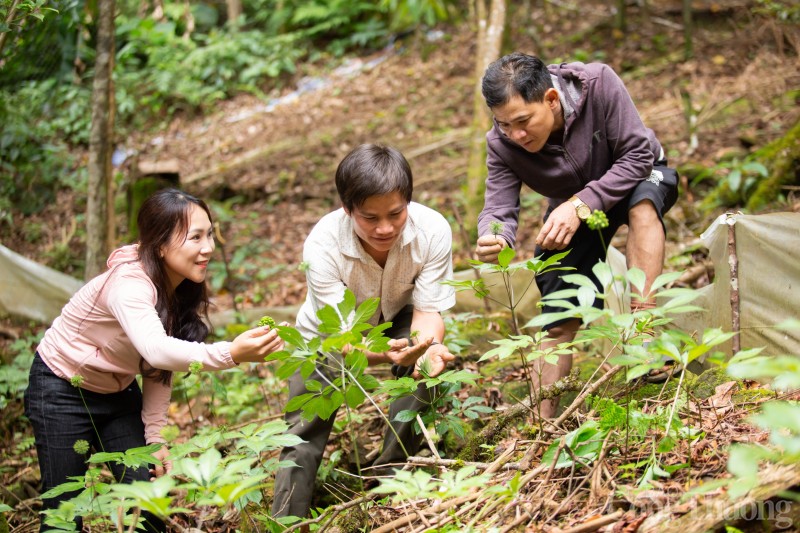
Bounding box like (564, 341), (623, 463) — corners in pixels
(136, 188), (214, 384)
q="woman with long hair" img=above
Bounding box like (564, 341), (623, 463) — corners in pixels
(24, 188), (283, 531)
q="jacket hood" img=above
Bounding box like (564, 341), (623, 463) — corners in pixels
(107, 244), (140, 268)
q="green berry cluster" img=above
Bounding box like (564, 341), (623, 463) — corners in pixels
(189, 360), (204, 375)
(257, 316), (276, 328)
(586, 210), (609, 230)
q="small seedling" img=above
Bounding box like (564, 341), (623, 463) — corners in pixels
(257, 316), (276, 328)
(489, 220), (504, 236)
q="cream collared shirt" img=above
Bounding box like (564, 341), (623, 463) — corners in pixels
(296, 202), (456, 340)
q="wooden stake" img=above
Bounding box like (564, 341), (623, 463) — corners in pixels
(727, 216), (740, 354)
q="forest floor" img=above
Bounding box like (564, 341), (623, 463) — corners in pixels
(2, 0), (800, 531)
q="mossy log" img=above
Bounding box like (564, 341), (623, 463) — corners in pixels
(746, 117), (800, 211)
(456, 370), (583, 462)
(645, 462), (800, 533)
(700, 118), (799, 212)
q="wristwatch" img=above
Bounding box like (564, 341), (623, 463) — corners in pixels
(569, 196), (591, 221)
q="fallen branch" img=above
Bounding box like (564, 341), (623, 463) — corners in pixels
(561, 509), (625, 533)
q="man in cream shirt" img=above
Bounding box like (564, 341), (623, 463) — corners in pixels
(272, 143), (456, 520)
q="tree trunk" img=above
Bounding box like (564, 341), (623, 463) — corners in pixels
(464, 0), (506, 235)
(615, 0), (626, 33)
(85, 0), (116, 280)
(226, 0), (242, 28)
(0, 0), (21, 57)
(682, 0), (693, 60)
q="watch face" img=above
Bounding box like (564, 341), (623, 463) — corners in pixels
(577, 205), (591, 220)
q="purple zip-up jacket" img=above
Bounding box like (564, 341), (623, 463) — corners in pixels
(477, 62), (662, 247)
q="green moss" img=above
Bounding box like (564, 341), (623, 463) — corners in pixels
(732, 387), (776, 404)
(334, 504), (369, 532)
(746, 118), (800, 212)
(629, 379), (680, 403)
(684, 367), (735, 400)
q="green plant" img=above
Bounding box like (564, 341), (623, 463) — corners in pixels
(378, 368), (493, 442)
(371, 465), (491, 502)
(721, 319), (800, 498)
(42, 421), (302, 531)
(693, 158), (769, 206)
(0, 336), (38, 409)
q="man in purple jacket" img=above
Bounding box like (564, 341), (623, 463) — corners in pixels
(475, 53), (678, 417)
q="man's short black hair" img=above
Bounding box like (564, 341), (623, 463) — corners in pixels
(335, 143), (413, 211)
(481, 52), (554, 109)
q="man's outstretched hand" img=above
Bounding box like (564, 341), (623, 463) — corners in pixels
(413, 338), (455, 378)
(385, 337), (428, 367)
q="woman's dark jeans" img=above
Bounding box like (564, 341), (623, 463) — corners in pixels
(24, 353), (165, 532)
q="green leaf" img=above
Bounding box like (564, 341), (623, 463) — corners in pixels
(497, 246), (515, 268)
(394, 409), (418, 423)
(742, 162), (768, 176)
(276, 326), (307, 349)
(357, 373), (380, 391)
(727, 444), (765, 479)
(479, 335), (533, 361)
(561, 273), (598, 290)
(344, 349), (368, 376)
(577, 285), (596, 308)
(592, 261), (614, 290)
(353, 296), (380, 326)
(344, 385), (365, 408)
(285, 392), (315, 413)
(275, 358), (304, 380)
(627, 268), (646, 295)
(540, 420), (606, 469)
(317, 304), (343, 334)
(649, 271), (684, 292)
(728, 168), (742, 191)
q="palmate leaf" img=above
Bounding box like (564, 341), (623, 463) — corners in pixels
(479, 335), (534, 362)
(526, 250), (572, 274)
(109, 477), (185, 518)
(376, 376), (418, 399)
(344, 349), (368, 377)
(440, 278), (489, 298)
(344, 383), (365, 408)
(89, 443), (163, 470)
(357, 373), (379, 391)
(364, 321), (392, 352)
(274, 325), (308, 350)
(317, 304), (343, 334)
(541, 420), (606, 469)
(285, 392), (317, 413)
(40, 477), (88, 499)
(352, 295), (380, 326)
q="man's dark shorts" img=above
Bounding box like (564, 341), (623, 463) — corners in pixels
(534, 163), (679, 330)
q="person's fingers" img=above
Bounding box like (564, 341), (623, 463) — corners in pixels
(388, 338), (409, 350)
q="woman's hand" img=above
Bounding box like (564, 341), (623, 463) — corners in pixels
(149, 445), (172, 480)
(230, 324), (285, 364)
(413, 340), (455, 378)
